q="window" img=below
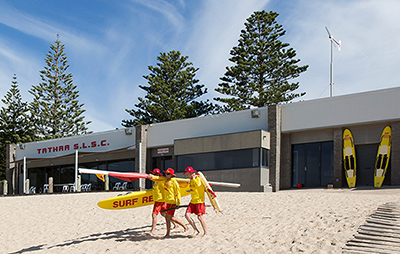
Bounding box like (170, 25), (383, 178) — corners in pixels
(176, 148), (267, 172)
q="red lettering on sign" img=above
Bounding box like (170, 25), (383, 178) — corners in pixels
(126, 199), (132, 206)
(119, 200), (125, 207)
(149, 195), (153, 202)
(36, 140), (107, 155)
(142, 196), (148, 203)
(113, 201), (118, 208)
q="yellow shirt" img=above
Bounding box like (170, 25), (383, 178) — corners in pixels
(189, 176), (205, 204)
(152, 181), (164, 202)
(163, 178), (181, 205)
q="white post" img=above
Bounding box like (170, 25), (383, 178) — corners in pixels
(3, 180), (7, 195)
(75, 150), (78, 192)
(25, 179), (30, 194)
(23, 156), (26, 194)
(330, 40), (333, 97)
(139, 142), (144, 190)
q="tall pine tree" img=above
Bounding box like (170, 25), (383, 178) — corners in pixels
(122, 50), (214, 126)
(29, 35), (91, 139)
(0, 75), (34, 180)
(215, 11), (308, 111)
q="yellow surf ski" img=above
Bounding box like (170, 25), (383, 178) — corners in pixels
(97, 181), (191, 210)
(374, 126), (392, 188)
(343, 129), (357, 188)
(198, 171), (222, 213)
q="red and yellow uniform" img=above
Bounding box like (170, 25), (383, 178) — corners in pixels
(152, 181), (166, 214)
(163, 178), (181, 216)
(187, 175), (206, 215)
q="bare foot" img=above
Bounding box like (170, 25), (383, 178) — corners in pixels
(192, 230), (200, 236)
(203, 234), (208, 237)
(163, 234), (170, 238)
(172, 224), (179, 229)
(184, 226), (189, 233)
(147, 231), (154, 236)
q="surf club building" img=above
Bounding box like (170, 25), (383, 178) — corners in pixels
(4, 87), (400, 194)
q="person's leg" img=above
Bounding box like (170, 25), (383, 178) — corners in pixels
(149, 213), (157, 235)
(172, 216), (189, 232)
(197, 215), (207, 236)
(185, 212), (200, 235)
(164, 214), (172, 237)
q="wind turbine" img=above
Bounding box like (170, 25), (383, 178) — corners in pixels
(325, 27), (341, 97)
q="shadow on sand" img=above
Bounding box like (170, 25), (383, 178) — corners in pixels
(10, 223), (190, 253)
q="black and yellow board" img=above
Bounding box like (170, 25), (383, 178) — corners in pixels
(343, 128), (356, 188)
(374, 126), (392, 188)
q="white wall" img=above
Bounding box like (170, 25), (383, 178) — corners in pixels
(15, 128), (135, 161)
(147, 108), (268, 148)
(282, 87), (400, 132)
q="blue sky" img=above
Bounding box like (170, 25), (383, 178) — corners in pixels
(0, 0), (399, 132)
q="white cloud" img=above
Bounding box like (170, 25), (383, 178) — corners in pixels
(132, 0), (185, 31)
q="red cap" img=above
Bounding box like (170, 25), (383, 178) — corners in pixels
(150, 168), (161, 175)
(164, 168), (176, 176)
(184, 166), (196, 175)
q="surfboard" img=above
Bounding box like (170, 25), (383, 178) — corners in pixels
(374, 126), (392, 188)
(198, 171), (222, 213)
(97, 182), (191, 210)
(343, 128), (357, 188)
(79, 168), (240, 188)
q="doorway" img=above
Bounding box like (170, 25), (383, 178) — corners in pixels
(292, 141), (334, 188)
(152, 156), (172, 172)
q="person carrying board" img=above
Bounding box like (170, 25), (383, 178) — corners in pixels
(162, 168), (188, 238)
(147, 168), (178, 236)
(184, 166), (208, 237)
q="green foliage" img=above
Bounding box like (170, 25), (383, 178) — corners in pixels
(29, 35), (91, 139)
(215, 10), (308, 111)
(122, 50), (215, 126)
(0, 75), (35, 180)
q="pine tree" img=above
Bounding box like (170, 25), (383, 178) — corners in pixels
(122, 50), (214, 126)
(215, 11), (308, 111)
(0, 75), (34, 180)
(29, 35), (91, 139)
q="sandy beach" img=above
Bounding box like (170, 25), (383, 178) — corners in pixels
(1, 187), (400, 254)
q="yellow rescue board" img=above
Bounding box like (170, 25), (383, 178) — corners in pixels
(97, 180), (191, 210)
(343, 128), (357, 188)
(198, 171), (222, 213)
(374, 126), (392, 188)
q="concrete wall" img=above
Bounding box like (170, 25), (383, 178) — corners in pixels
(282, 87), (400, 132)
(333, 128), (344, 188)
(268, 105), (281, 192)
(147, 107), (268, 148)
(280, 133), (291, 189)
(391, 121), (400, 185)
(174, 130), (270, 155)
(135, 125), (148, 190)
(5, 144), (16, 195)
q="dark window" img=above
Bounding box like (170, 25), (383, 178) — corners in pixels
(176, 148), (266, 172)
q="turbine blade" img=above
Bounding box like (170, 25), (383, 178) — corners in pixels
(325, 27), (332, 38)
